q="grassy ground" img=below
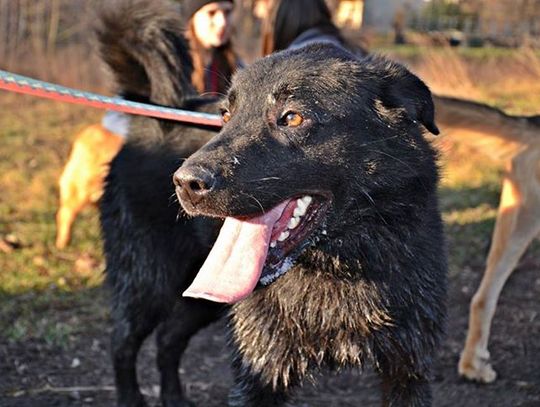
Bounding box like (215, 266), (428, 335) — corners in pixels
(0, 47), (539, 405)
(0, 94), (104, 348)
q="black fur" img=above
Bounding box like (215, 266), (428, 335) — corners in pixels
(98, 1), (224, 406)
(175, 45), (447, 406)
(99, 1), (447, 406)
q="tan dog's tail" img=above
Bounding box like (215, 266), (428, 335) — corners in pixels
(434, 95), (540, 161)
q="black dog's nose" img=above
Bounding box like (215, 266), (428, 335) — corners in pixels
(173, 166), (217, 206)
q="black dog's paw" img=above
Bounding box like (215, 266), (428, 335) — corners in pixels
(162, 396), (196, 407)
(118, 394), (148, 407)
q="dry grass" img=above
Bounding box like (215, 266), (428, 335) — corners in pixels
(3, 46), (111, 94)
(381, 46), (540, 115)
(0, 93), (103, 297)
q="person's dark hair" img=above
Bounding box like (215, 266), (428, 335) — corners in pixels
(262, 0), (346, 55)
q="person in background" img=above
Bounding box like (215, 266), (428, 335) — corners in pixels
(183, 0), (243, 96)
(260, 0), (366, 57)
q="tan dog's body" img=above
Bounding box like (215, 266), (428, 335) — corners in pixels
(435, 96), (540, 383)
(56, 124), (124, 249)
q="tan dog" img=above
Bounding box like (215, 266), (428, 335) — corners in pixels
(435, 96), (540, 383)
(56, 124), (124, 249)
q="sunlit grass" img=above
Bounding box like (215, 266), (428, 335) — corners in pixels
(436, 140), (503, 276)
(0, 94), (104, 296)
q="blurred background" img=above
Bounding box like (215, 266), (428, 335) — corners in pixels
(1, 1), (539, 406)
(1, 0), (539, 96)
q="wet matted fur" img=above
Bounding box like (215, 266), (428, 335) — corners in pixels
(174, 43), (447, 406)
(99, 0), (447, 405)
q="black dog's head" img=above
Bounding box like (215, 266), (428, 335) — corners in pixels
(174, 44), (439, 303)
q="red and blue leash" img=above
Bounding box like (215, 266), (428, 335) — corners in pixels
(0, 69), (223, 128)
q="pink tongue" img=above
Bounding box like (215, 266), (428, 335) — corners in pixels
(183, 201), (289, 304)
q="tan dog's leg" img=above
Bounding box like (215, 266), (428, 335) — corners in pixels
(56, 125), (124, 249)
(459, 152), (540, 382)
(56, 185), (85, 249)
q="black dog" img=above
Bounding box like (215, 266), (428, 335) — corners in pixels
(99, 0), (446, 405)
(174, 44), (447, 406)
(97, 1), (224, 406)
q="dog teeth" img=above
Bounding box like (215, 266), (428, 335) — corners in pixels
(272, 196), (313, 248)
(302, 195), (313, 205)
(278, 231), (290, 242)
(294, 195), (312, 217)
(287, 216), (300, 230)
(289, 195), (313, 230)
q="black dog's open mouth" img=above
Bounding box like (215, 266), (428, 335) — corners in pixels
(182, 195), (329, 304)
(261, 195), (328, 285)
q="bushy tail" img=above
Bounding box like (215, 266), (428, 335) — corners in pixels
(95, 0), (195, 107)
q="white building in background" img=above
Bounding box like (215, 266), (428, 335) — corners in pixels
(332, 0), (428, 32)
(362, 0), (426, 31)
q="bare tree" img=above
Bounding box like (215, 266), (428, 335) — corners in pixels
(0, 0), (106, 88)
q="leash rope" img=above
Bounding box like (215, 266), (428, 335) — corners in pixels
(0, 69), (222, 128)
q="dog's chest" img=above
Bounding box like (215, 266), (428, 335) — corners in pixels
(230, 268), (392, 387)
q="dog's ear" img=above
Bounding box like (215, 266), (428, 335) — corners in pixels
(375, 59), (440, 135)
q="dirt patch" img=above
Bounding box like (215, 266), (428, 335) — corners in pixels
(1, 250), (539, 406)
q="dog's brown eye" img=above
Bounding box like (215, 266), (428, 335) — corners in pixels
(222, 111), (231, 124)
(282, 111), (303, 127)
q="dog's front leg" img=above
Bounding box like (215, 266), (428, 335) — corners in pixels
(156, 299), (223, 407)
(379, 372), (432, 407)
(111, 312), (156, 407)
(374, 341), (433, 407)
(228, 354), (290, 407)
